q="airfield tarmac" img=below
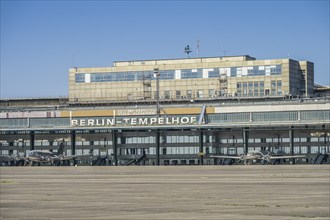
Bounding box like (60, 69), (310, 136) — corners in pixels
(0, 165), (329, 220)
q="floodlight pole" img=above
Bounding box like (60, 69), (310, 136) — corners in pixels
(154, 68), (160, 165)
(154, 68), (160, 120)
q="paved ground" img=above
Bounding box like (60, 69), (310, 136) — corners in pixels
(0, 165), (329, 220)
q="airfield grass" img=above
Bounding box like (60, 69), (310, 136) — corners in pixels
(1, 165), (329, 220)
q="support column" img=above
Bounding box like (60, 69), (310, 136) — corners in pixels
(112, 131), (118, 166)
(155, 130), (160, 165)
(214, 131), (221, 154)
(289, 127), (295, 164)
(214, 131), (221, 165)
(199, 130), (204, 165)
(243, 128), (249, 154)
(71, 130), (76, 165)
(30, 131), (35, 151)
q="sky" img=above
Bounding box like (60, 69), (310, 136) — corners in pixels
(0, 0), (329, 98)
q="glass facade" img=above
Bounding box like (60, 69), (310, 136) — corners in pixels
(75, 74), (85, 83)
(76, 70), (176, 83)
(208, 69), (220, 78)
(252, 111), (298, 122)
(75, 65), (282, 83)
(236, 81), (274, 96)
(181, 69), (203, 79)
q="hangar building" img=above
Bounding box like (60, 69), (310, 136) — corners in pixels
(0, 55), (329, 165)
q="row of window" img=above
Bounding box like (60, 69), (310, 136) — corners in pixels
(2, 145), (328, 157)
(2, 136), (329, 147)
(149, 147), (209, 155)
(220, 146), (329, 155)
(164, 89), (207, 99)
(236, 80), (282, 96)
(229, 65), (281, 77)
(1, 110), (328, 128)
(75, 65), (282, 83)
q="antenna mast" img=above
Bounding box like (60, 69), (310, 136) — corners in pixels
(184, 45), (192, 58)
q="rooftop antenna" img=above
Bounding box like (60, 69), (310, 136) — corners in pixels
(184, 45), (192, 58)
(222, 50), (227, 56)
(196, 40), (200, 57)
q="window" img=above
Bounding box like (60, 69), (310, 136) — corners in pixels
(277, 80), (282, 95)
(252, 111), (298, 122)
(209, 89), (215, 97)
(230, 67), (237, 77)
(181, 69), (203, 79)
(271, 81), (276, 95)
(176, 90), (181, 99)
(237, 82), (242, 96)
(259, 81), (264, 96)
(162, 147), (167, 155)
(159, 70), (175, 80)
(197, 90), (203, 98)
(75, 73), (85, 83)
(187, 90), (193, 99)
(208, 69), (220, 78)
(248, 82), (253, 96)
(258, 66), (265, 75)
(254, 81), (259, 96)
(164, 91), (170, 99)
(274, 65), (282, 75)
(78, 70), (175, 83)
(237, 68), (242, 77)
(224, 65), (281, 78)
(243, 82), (247, 96)
(77, 64), (283, 84)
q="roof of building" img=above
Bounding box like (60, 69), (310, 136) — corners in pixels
(113, 55), (256, 67)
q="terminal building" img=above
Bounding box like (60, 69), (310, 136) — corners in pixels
(0, 55), (329, 165)
(69, 55), (314, 102)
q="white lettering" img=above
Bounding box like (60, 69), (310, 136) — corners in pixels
(107, 119), (114, 126)
(123, 118), (130, 124)
(139, 118), (148, 125)
(71, 116), (198, 127)
(158, 117), (164, 125)
(80, 119), (86, 126)
(88, 119), (94, 126)
(131, 118), (137, 125)
(71, 120), (78, 126)
(181, 117), (189, 124)
(172, 117), (179, 124)
(150, 118), (157, 125)
(96, 119), (102, 126)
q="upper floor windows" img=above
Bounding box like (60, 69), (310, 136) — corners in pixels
(181, 69), (203, 79)
(229, 65), (281, 77)
(208, 69), (220, 78)
(75, 74), (85, 83)
(75, 65), (282, 83)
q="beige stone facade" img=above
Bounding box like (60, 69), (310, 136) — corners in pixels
(69, 55), (313, 103)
